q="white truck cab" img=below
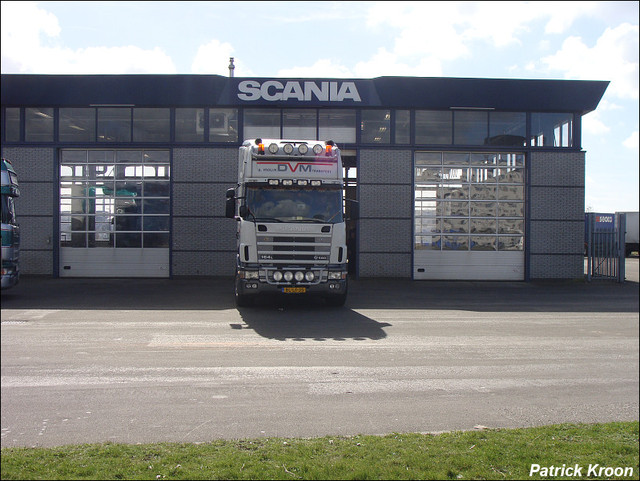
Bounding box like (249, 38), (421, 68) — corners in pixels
(226, 139), (353, 306)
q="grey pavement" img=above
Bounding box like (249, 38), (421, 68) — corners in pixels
(1, 259), (638, 448)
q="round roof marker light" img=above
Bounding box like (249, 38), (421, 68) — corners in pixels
(268, 143), (279, 154)
(298, 144), (308, 155)
(283, 143), (294, 154)
(313, 144), (323, 155)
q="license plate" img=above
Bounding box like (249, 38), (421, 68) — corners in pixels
(282, 287), (306, 294)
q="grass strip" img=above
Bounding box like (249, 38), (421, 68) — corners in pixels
(1, 421), (638, 480)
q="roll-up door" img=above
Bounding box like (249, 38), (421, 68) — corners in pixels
(413, 151), (525, 280)
(59, 149), (170, 277)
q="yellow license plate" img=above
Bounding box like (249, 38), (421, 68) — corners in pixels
(282, 287), (306, 294)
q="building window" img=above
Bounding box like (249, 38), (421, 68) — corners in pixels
(4, 108), (20, 142)
(488, 112), (526, 147)
(133, 108), (170, 142)
(244, 109), (280, 140)
(415, 110), (452, 145)
(454, 110), (488, 145)
(361, 110), (390, 144)
(98, 108), (131, 142)
(210, 108), (238, 142)
(531, 113), (573, 147)
(59, 108), (96, 142)
(319, 109), (356, 143)
(175, 108), (204, 142)
(395, 110), (410, 144)
(25, 107), (54, 142)
(283, 109), (316, 139)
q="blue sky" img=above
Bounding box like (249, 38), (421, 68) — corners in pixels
(1, 1), (638, 212)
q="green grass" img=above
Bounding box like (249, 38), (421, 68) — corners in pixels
(1, 422), (638, 480)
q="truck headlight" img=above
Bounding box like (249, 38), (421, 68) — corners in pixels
(328, 271), (346, 280)
(294, 271), (304, 282)
(273, 271), (283, 282)
(305, 271), (315, 282)
(284, 271), (294, 282)
(239, 270), (259, 280)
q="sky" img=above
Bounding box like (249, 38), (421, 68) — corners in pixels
(1, 1), (638, 213)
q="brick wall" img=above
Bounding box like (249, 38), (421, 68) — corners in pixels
(358, 149), (413, 277)
(171, 147), (238, 276)
(1, 147), (55, 275)
(528, 151), (585, 279)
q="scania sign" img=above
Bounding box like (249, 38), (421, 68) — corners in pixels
(238, 80), (362, 102)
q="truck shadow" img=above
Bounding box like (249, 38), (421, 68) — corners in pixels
(235, 298), (390, 341)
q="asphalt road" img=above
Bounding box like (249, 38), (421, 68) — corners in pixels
(1, 260), (638, 448)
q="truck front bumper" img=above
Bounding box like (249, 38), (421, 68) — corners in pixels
(236, 277), (347, 298)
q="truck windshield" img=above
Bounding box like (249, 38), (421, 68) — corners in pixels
(245, 186), (343, 223)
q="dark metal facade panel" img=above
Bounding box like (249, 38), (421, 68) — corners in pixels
(2, 74), (608, 114)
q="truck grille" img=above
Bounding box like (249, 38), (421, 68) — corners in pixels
(257, 234), (331, 265)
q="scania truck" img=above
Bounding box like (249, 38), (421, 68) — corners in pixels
(1, 158), (20, 289)
(226, 139), (351, 306)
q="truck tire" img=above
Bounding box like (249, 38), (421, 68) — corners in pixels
(325, 293), (347, 307)
(325, 286), (347, 307)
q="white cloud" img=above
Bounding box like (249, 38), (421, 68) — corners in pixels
(623, 131), (639, 150)
(276, 59), (353, 78)
(191, 39), (239, 75)
(582, 110), (610, 135)
(542, 1), (599, 34)
(541, 23), (639, 99)
(364, 1), (597, 65)
(1, 1), (176, 74)
(1, 1), (60, 72)
(275, 49), (444, 80)
(353, 48), (443, 78)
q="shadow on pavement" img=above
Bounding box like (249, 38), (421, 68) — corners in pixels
(235, 298), (391, 341)
(1, 272), (638, 314)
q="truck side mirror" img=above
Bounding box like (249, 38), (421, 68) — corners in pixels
(225, 188), (236, 218)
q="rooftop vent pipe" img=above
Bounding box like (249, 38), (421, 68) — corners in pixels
(228, 57), (235, 78)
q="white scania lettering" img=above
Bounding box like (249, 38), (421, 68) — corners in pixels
(282, 81), (304, 101)
(335, 82), (361, 101)
(237, 80), (261, 101)
(304, 81), (328, 101)
(237, 80), (361, 102)
(261, 80), (284, 101)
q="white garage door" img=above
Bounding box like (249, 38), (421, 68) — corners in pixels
(59, 149), (170, 277)
(413, 151), (525, 280)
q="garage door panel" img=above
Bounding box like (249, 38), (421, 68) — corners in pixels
(60, 248), (169, 277)
(414, 251), (524, 280)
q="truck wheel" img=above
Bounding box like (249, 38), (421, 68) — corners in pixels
(325, 292), (347, 307)
(235, 292), (252, 307)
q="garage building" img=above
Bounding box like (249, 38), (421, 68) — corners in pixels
(0, 74), (608, 281)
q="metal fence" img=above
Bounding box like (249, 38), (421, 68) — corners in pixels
(585, 212), (626, 283)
